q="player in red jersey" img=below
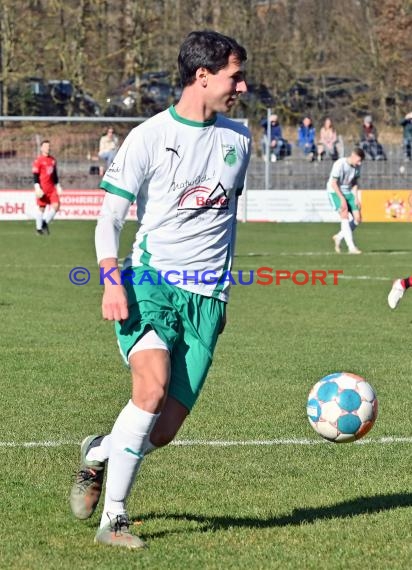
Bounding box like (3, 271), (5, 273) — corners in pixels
(32, 140), (63, 235)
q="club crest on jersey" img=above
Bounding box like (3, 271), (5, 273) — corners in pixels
(222, 144), (237, 166)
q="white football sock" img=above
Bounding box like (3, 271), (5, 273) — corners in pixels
(35, 209), (44, 231)
(340, 219), (356, 250)
(86, 434), (111, 463)
(44, 208), (57, 224)
(86, 433), (158, 463)
(100, 400), (159, 527)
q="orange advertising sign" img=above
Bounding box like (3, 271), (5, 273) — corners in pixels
(362, 190), (412, 222)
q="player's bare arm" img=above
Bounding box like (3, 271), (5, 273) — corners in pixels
(100, 257), (129, 321)
(352, 184), (360, 205)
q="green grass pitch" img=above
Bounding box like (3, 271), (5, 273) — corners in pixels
(1, 220), (412, 569)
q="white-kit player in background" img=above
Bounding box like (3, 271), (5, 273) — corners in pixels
(327, 147), (365, 254)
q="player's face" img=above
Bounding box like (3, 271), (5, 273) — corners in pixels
(41, 142), (50, 156)
(205, 54), (247, 113)
(350, 153), (363, 167)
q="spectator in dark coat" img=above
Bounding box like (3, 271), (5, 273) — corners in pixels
(359, 115), (386, 160)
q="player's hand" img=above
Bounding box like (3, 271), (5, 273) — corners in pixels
(102, 284), (129, 322)
(34, 183), (44, 198)
(56, 183), (63, 195)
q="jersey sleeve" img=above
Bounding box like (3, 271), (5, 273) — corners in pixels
(99, 127), (150, 202)
(52, 165), (59, 184)
(330, 159), (343, 179)
(95, 192), (131, 263)
(235, 133), (252, 196)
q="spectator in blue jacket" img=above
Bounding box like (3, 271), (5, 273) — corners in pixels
(297, 115), (316, 160)
(261, 114), (285, 162)
(400, 112), (412, 161)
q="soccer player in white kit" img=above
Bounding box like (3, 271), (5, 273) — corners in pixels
(70, 30), (251, 549)
(327, 147), (365, 254)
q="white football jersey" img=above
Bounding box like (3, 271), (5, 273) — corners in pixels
(327, 157), (361, 194)
(100, 106), (252, 301)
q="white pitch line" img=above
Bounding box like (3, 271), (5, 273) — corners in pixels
(338, 275), (390, 281)
(0, 440), (77, 448)
(1, 249), (410, 269)
(173, 437), (412, 446)
(278, 251), (411, 257)
(1, 437), (412, 448)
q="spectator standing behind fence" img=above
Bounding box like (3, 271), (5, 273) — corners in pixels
(297, 116), (316, 161)
(98, 127), (119, 174)
(317, 117), (339, 161)
(359, 115), (386, 160)
(32, 139), (62, 236)
(400, 112), (412, 161)
(260, 114), (285, 162)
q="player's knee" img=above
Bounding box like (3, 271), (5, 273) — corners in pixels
(131, 384), (167, 413)
(131, 372), (168, 412)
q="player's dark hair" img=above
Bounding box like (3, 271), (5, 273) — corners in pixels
(352, 147), (365, 160)
(178, 30), (247, 87)
(40, 140), (50, 146)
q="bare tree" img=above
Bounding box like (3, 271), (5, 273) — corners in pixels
(0, 0), (14, 115)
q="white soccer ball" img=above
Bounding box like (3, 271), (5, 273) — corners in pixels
(306, 372), (378, 443)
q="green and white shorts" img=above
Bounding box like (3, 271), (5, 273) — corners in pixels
(328, 191), (359, 213)
(115, 266), (225, 411)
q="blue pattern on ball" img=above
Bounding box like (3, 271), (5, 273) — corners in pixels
(338, 389), (361, 412)
(306, 398), (321, 421)
(337, 413), (362, 434)
(317, 381), (339, 402)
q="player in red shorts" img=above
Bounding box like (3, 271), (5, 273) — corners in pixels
(32, 140), (63, 235)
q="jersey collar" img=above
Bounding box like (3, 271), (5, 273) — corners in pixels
(169, 105), (217, 127)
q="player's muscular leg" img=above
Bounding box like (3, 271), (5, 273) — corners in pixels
(51, 201), (60, 212)
(150, 396), (189, 447)
(129, 349), (170, 413)
(339, 198), (349, 219)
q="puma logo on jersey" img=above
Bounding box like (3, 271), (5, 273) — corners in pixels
(166, 146), (180, 158)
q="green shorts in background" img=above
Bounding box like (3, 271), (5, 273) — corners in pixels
(328, 191), (359, 212)
(115, 266), (225, 411)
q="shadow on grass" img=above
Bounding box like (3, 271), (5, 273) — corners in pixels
(139, 492), (412, 537)
(369, 249), (412, 254)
